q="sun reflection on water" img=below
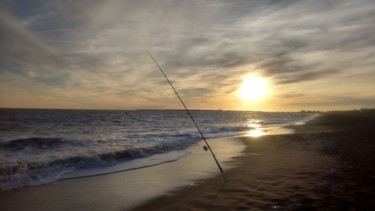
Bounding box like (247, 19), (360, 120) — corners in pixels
(247, 128), (264, 137)
(247, 118), (265, 137)
(246, 116), (296, 137)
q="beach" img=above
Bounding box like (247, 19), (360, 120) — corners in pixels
(0, 110), (374, 210)
(132, 133), (332, 210)
(132, 110), (375, 210)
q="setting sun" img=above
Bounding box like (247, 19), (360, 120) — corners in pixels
(238, 77), (268, 101)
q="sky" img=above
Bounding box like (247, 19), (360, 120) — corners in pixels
(0, 0), (374, 111)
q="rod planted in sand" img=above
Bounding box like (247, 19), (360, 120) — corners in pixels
(147, 52), (227, 182)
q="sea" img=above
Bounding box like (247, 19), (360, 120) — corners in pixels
(0, 109), (317, 191)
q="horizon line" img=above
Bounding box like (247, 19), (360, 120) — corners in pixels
(0, 107), (364, 113)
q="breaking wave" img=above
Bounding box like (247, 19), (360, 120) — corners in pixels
(0, 136), (197, 191)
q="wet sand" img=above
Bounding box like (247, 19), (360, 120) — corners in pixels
(132, 110), (375, 211)
(132, 134), (333, 210)
(0, 137), (244, 211)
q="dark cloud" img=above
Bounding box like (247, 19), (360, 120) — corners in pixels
(179, 87), (214, 97)
(0, 8), (74, 86)
(34, 72), (70, 86)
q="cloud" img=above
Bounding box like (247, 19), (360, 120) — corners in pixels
(1, 0), (374, 110)
(280, 93), (304, 99)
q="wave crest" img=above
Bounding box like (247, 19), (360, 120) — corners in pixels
(0, 137), (197, 191)
(0, 137), (83, 151)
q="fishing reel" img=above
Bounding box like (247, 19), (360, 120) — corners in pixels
(203, 145), (208, 152)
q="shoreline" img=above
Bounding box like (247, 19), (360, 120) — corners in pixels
(0, 137), (245, 211)
(132, 134), (334, 211)
(131, 110), (375, 210)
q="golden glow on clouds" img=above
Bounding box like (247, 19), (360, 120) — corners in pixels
(238, 77), (268, 101)
(1, 1), (374, 111)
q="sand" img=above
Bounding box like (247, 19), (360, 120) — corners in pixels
(131, 135), (333, 210)
(1, 110), (374, 211)
(131, 110), (375, 211)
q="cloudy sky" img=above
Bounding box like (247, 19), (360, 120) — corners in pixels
(1, 0), (374, 111)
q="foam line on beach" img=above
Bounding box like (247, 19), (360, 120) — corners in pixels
(0, 137), (246, 211)
(60, 150), (190, 179)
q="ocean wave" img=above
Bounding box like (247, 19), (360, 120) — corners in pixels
(0, 137), (85, 151)
(0, 137), (197, 191)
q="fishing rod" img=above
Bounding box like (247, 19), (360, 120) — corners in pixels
(147, 52), (227, 182)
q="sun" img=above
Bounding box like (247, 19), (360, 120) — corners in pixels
(238, 77), (268, 101)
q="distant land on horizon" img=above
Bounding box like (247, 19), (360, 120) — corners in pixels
(1, 107), (374, 113)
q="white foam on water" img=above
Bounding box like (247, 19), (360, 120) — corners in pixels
(61, 150), (190, 179)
